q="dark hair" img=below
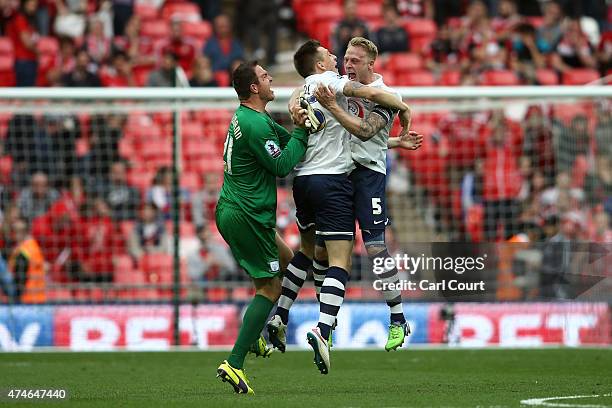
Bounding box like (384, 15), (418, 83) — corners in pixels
(293, 40), (322, 79)
(515, 22), (536, 36)
(231, 61), (259, 101)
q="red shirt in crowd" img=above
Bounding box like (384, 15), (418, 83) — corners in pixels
(160, 40), (196, 72)
(6, 13), (37, 61)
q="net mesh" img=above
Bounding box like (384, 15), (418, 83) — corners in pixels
(0, 93), (610, 349)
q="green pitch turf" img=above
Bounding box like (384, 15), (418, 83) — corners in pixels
(1, 349), (611, 407)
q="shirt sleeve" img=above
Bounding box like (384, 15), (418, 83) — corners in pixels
(321, 71), (349, 94)
(248, 119), (309, 178)
(271, 120), (292, 149)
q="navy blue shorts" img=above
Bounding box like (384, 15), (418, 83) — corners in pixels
(293, 174), (355, 241)
(350, 164), (390, 236)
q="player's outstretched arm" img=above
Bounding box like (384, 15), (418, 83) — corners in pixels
(314, 84), (387, 141)
(249, 108), (310, 178)
(388, 130), (424, 150)
(342, 80), (412, 136)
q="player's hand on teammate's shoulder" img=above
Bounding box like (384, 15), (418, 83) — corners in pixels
(290, 104), (309, 129)
(399, 130), (424, 150)
(313, 84), (337, 110)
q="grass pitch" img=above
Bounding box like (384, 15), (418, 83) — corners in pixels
(1, 349), (611, 407)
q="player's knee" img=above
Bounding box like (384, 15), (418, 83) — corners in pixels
(314, 244), (328, 262)
(255, 277), (281, 302)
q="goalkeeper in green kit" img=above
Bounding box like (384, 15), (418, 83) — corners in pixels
(215, 61), (311, 395)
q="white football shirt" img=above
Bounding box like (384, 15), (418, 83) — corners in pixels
(294, 71), (353, 176)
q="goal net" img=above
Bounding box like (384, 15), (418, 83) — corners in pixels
(0, 86), (609, 350)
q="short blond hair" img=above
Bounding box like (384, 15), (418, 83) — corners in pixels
(348, 37), (378, 61)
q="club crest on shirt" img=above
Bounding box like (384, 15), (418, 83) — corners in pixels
(348, 99), (365, 118)
(265, 140), (281, 158)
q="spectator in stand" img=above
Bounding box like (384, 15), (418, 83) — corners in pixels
(0, 0), (17, 36)
(590, 210), (611, 242)
(333, 0), (370, 72)
(584, 154), (612, 211)
(147, 49), (178, 87)
(186, 224), (236, 283)
(158, 19), (196, 73)
(0, 252), (15, 301)
(6, 0), (39, 87)
(46, 36), (77, 86)
(551, 18), (597, 73)
(43, 113), (80, 186)
(84, 16), (112, 66)
(191, 172), (221, 229)
(480, 111), (523, 240)
(537, 0), (564, 54)
(53, 0), (87, 40)
(61, 49), (102, 87)
(520, 169), (548, 222)
(80, 113), (123, 181)
(4, 114), (45, 189)
(128, 202), (170, 260)
(203, 14), (244, 73)
(540, 211), (583, 299)
(100, 50), (136, 86)
(594, 101), (611, 156)
(74, 197), (119, 282)
(7, 218), (46, 303)
(491, 0), (523, 41)
(146, 166), (189, 220)
(17, 172), (60, 222)
(391, 0), (433, 19)
(458, 0), (508, 81)
(425, 23), (461, 73)
(112, 15), (155, 67)
(93, 160), (140, 221)
(112, 0), (133, 37)
(597, 32), (611, 77)
(375, 5), (409, 54)
(522, 106), (555, 183)
(541, 171), (583, 216)
(509, 23), (546, 84)
(235, 0), (278, 65)
(189, 55), (218, 87)
(554, 113), (591, 173)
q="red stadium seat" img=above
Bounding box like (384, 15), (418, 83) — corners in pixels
(311, 20), (336, 50)
(0, 54), (13, 71)
(438, 70), (461, 86)
(0, 37), (13, 56)
(0, 156), (12, 183)
(126, 167), (155, 192)
(141, 140), (172, 167)
(161, 2), (201, 22)
(356, 2), (382, 20)
(182, 20), (212, 41)
(536, 69), (559, 85)
(182, 121), (203, 140)
(387, 53), (423, 73)
(36, 37), (59, 55)
(404, 18), (437, 38)
(183, 138), (218, 160)
(395, 70), (435, 86)
(140, 20), (170, 40)
(214, 70), (230, 87)
(195, 109), (233, 126)
(481, 70), (519, 86)
(562, 69), (600, 85)
(180, 171), (202, 192)
(134, 3), (158, 20)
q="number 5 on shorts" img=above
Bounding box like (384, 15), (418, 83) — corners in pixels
(372, 198), (382, 215)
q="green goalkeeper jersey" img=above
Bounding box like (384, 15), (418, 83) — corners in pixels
(218, 104), (309, 228)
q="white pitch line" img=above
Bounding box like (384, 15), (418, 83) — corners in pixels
(521, 393), (612, 408)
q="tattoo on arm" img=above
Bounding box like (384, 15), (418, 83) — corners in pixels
(355, 111), (387, 140)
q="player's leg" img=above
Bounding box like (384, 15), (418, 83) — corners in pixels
(276, 231), (294, 272)
(307, 174), (355, 374)
(268, 176), (315, 351)
(312, 242), (328, 302)
(351, 164), (409, 351)
(215, 204), (280, 393)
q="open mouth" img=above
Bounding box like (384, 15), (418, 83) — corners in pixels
(347, 72), (356, 80)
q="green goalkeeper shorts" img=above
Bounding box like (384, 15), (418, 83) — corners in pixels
(215, 201), (281, 280)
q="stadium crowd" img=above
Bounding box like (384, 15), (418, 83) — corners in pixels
(0, 0), (610, 303)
